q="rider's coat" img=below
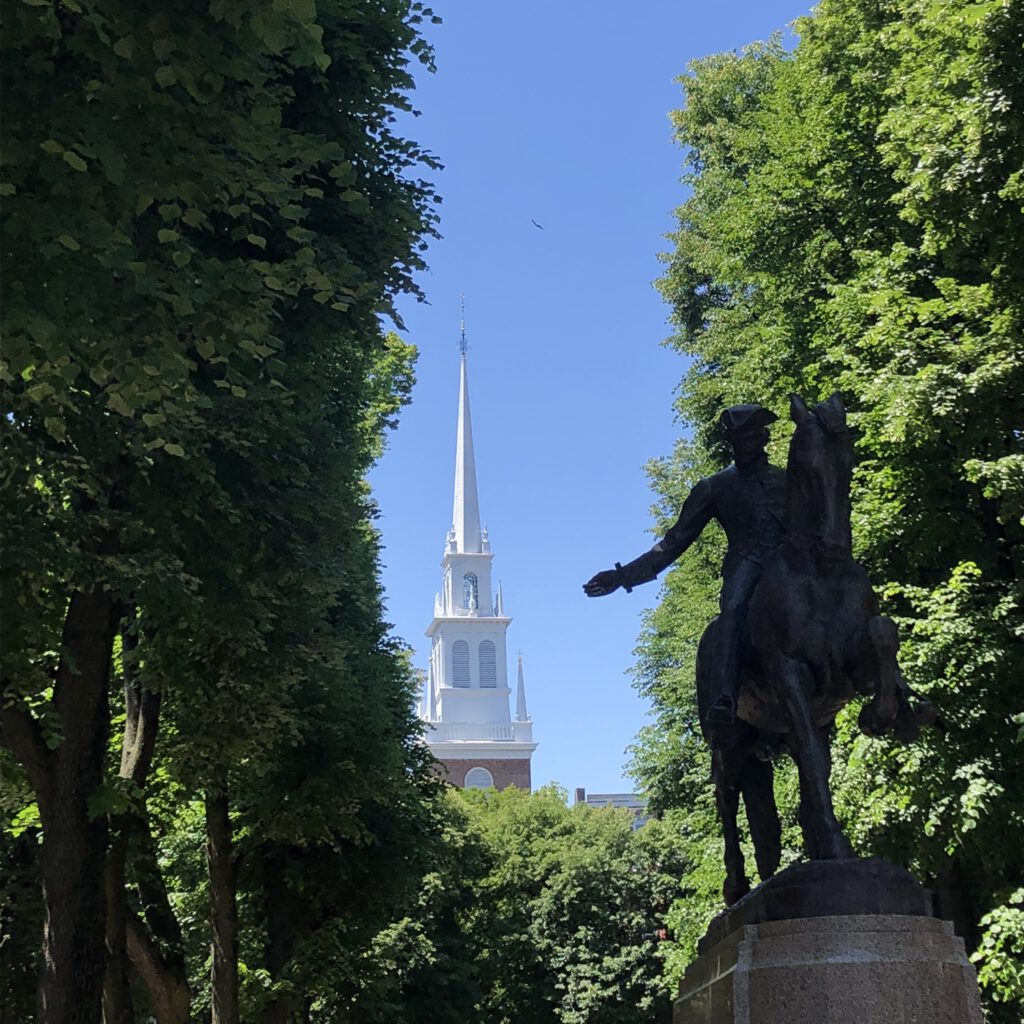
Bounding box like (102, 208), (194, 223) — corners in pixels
(618, 454), (786, 708)
(618, 455), (786, 605)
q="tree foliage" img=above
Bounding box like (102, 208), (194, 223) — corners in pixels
(1, 2), (441, 1021)
(349, 787), (691, 1024)
(633, 1), (1024, 1018)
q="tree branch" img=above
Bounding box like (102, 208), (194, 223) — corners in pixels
(0, 696), (54, 801)
(118, 627), (160, 786)
(125, 910), (190, 1024)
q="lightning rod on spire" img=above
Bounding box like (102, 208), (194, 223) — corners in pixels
(459, 293), (468, 355)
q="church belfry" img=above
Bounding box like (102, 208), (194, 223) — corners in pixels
(420, 343), (536, 790)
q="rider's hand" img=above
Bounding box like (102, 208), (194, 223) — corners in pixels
(583, 569), (621, 597)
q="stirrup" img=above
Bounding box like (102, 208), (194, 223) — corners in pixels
(707, 695), (736, 726)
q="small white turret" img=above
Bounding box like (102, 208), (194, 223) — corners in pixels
(515, 653), (530, 722)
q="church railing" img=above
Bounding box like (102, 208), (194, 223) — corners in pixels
(428, 722), (518, 741)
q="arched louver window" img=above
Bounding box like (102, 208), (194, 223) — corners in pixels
(452, 640), (470, 687)
(464, 767), (494, 789)
(463, 573), (479, 610)
(479, 640), (497, 688)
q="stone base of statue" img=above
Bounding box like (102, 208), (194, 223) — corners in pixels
(673, 859), (983, 1024)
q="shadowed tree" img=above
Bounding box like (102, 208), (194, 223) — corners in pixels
(1, 1), (439, 1020)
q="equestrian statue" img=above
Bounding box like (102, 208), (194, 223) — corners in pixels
(584, 394), (935, 905)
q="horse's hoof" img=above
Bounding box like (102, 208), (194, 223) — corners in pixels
(858, 704), (887, 737)
(811, 837), (855, 860)
(724, 878), (750, 906)
(893, 705), (921, 743)
(755, 854), (781, 881)
(913, 698), (938, 728)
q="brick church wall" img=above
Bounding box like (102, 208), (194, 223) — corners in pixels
(438, 758), (531, 791)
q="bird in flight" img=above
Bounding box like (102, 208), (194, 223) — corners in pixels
(531, 219), (544, 230)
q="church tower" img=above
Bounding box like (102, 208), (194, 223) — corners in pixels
(420, 342), (536, 790)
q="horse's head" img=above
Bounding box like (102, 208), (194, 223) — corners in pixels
(786, 394), (853, 561)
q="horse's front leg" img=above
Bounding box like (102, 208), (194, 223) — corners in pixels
(713, 751), (749, 905)
(857, 616), (936, 741)
(775, 655), (853, 860)
(856, 616), (903, 737)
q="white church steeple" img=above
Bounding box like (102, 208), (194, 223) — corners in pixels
(421, 325), (537, 791)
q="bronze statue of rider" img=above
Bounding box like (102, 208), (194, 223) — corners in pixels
(584, 404), (785, 725)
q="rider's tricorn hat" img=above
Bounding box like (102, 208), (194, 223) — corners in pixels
(719, 403), (778, 435)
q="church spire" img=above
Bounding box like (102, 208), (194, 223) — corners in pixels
(451, 317), (483, 554)
(421, 312), (537, 791)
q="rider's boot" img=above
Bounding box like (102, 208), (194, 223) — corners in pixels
(706, 605), (743, 727)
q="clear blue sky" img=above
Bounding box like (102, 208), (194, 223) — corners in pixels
(370, 2), (810, 794)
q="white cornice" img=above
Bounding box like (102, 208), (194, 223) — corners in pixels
(441, 549), (493, 566)
(427, 741), (539, 759)
(426, 615), (512, 638)
(434, 686), (511, 697)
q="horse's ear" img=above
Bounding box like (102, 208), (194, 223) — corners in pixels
(789, 393), (811, 424)
(818, 393), (847, 433)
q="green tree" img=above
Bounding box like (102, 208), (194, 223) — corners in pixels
(0, 2), (439, 1021)
(363, 786), (692, 1024)
(636, 1), (1023, 1018)
(339, 790), (494, 1024)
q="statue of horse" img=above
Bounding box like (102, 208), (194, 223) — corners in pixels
(697, 394), (934, 904)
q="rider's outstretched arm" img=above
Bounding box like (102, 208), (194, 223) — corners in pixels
(615, 477), (715, 591)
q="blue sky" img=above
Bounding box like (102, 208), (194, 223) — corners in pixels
(371, 2), (811, 794)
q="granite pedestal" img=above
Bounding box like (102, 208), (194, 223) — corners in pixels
(673, 860), (984, 1024)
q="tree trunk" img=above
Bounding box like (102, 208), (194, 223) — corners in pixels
(125, 810), (191, 1023)
(0, 476), (124, 1024)
(38, 799), (109, 1024)
(261, 849), (300, 1024)
(105, 641), (160, 1024)
(36, 587), (120, 1024)
(206, 788), (240, 1024)
(114, 662), (191, 1024)
(103, 825), (134, 1024)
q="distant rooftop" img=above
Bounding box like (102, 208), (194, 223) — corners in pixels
(573, 788), (650, 829)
